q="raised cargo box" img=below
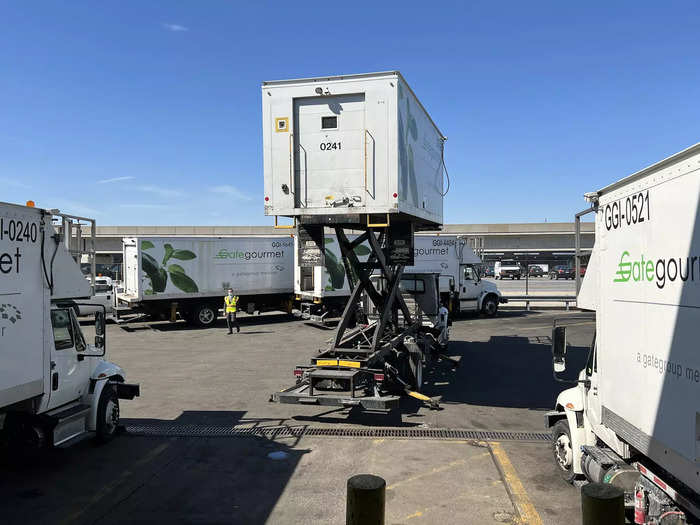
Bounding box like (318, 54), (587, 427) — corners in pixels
(262, 71), (445, 228)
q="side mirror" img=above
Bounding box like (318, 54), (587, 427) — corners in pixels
(95, 335), (105, 348)
(552, 326), (567, 372)
(95, 311), (105, 336)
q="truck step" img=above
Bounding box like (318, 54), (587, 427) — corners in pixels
(47, 403), (90, 447)
(47, 403), (90, 421)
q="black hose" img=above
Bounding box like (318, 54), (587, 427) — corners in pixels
(40, 218), (52, 294)
(439, 139), (451, 197)
(39, 215), (59, 294)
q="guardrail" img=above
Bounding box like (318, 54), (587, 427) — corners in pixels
(503, 295), (577, 311)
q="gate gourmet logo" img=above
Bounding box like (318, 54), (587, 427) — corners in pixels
(0, 303), (21, 336)
(614, 251), (700, 289)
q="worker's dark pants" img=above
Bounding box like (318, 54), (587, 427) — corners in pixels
(226, 312), (240, 333)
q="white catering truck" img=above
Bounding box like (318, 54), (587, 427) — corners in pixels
(295, 234), (505, 322)
(546, 144), (700, 523)
(0, 202), (139, 450)
(116, 236), (295, 327)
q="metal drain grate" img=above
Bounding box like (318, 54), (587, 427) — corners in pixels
(123, 423), (552, 442)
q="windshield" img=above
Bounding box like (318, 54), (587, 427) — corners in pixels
(95, 284), (112, 293)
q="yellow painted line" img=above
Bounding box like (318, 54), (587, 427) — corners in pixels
(489, 442), (542, 525)
(387, 451), (490, 491)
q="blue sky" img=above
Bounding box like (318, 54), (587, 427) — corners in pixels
(2, 1), (699, 225)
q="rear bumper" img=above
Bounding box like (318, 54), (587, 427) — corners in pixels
(273, 385), (400, 410)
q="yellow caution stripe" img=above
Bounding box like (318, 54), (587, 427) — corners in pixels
(407, 391), (432, 402)
(316, 359), (338, 367)
(338, 360), (361, 368)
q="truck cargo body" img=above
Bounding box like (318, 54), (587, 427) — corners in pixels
(0, 202), (138, 448)
(118, 236), (295, 327)
(548, 144), (700, 521)
(295, 234), (503, 321)
(262, 71), (445, 228)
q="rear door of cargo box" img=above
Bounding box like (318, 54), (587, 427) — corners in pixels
(293, 94), (366, 209)
(122, 238), (141, 298)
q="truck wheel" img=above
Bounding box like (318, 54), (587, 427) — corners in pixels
(193, 304), (218, 328)
(408, 351), (423, 392)
(482, 296), (498, 317)
(96, 386), (119, 444)
(552, 420), (576, 483)
(517, 276), (521, 280)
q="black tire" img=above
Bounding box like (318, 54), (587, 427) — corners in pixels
(95, 385), (119, 444)
(482, 295), (499, 317)
(552, 420), (576, 483)
(408, 350), (423, 392)
(516, 276), (521, 280)
(192, 303), (218, 328)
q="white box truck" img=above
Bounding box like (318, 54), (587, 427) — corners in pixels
(117, 236), (295, 327)
(262, 71), (445, 229)
(495, 259), (523, 279)
(546, 144), (700, 523)
(0, 202), (139, 451)
(295, 234), (505, 322)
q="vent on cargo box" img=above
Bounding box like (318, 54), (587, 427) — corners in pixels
(321, 116), (337, 129)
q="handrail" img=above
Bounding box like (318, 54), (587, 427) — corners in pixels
(363, 129), (375, 201)
(274, 216), (296, 229)
(289, 133), (294, 195)
(364, 129), (368, 197)
(366, 213), (390, 228)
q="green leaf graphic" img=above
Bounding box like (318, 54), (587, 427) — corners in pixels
(141, 240), (154, 250)
(170, 270), (198, 293)
(152, 268), (168, 292)
(408, 116), (418, 140)
(171, 250), (196, 261)
(167, 263), (186, 274)
(353, 245), (371, 256)
(162, 243), (174, 265)
(142, 252), (167, 293)
(142, 252), (159, 276)
(324, 249), (345, 289)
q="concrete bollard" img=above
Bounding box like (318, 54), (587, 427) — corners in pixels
(346, 474), (386, 525)
(581, 482), (624, 525)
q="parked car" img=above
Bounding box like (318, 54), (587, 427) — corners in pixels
(528, 266), (544, 277)
(549, 265), (575, 280)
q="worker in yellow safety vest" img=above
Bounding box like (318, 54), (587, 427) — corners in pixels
(224, 288), (240, 334)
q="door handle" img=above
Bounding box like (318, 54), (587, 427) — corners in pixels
(52, 372), (59, 391)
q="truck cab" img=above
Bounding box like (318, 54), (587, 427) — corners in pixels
(0, 202), (139, 452)
(457, 262), (504, 316)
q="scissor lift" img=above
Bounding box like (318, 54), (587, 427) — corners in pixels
(273, 224), (446, 410)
